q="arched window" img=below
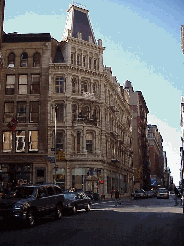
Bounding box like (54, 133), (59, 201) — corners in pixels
(81, 81), (87, 93)
(20, 52), (28, 67)
(33, 52), (41, 67)
(77, 131), (81, 153)
(72, 104), (77, 122)
(82, 106), (89, 120)
(8, 52), (15, 67)
(86, 132), (93, 153)
(93, 83), (96, 94)
(72, 77), (76, 93)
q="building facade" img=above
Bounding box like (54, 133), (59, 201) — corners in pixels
(46, 3), (133, 196)
(148, 124), (164, 188)
(124, 80), (150, 191)
(0, 3), (134, 196)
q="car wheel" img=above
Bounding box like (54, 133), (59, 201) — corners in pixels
(55, 205), (63, 220)
(27, 210), (36, 227)
(72, 205), (77, 215)
(85, 203), (91, 212)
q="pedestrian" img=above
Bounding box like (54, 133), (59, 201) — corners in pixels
(174, 186), (179, 206)
(110, 189), (114, 199)
(115, 189), (120, 206)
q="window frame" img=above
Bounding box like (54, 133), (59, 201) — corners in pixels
(2, 131), (12, 153)
(17, 101), (27, 123)
(18, 75), (28, 94)
(33, 52), (41, 67)
(29, 130), (38, 152)
(20, 52), (28, 67)
(5, 75), (15, 95)
(30, 74), (40, 94)
(29, 101), (39, 123)
(15, 130), (26, 153)
(8, 52), (15, 67)
(55, 77), (65, 93)
(4, 102), (14, 123)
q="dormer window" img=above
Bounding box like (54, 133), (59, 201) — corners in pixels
(77, 54), (81, 66)
(89, 57), (92, 69)
(94, 59), (97, 70)
(8, 52), (15, 67)
(83, 56), (86, 67)
(20, 52), (28, 67)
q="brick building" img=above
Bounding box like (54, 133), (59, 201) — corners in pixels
(124, 80), (150, 190)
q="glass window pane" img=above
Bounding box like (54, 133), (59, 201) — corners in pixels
(3, 131), (12, 152)
(16, 131), (25, 152)
(29, 131), (38, 151)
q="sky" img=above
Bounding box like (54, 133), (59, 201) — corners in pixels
(3, 0), (184, 185)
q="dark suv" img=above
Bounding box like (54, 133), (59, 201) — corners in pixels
(0, 184), (64, 227)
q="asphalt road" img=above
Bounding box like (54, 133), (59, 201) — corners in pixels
(0, 195), (184, 246)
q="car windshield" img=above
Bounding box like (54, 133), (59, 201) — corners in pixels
(64, 193), (77, 200)
(7, 187), (35, 198)
(159, 190), (167, 193)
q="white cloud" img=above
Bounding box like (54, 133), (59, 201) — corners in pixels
(148, 114), (181, 185)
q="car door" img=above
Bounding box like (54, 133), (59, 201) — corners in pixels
(37, 186), (49, 216)
(46, 186), (56, 213)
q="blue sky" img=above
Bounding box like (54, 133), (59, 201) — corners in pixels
(3, 0), (184, 185)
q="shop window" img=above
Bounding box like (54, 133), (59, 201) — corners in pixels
(55, 77), (65, 93)
(18, 75), (27, 94)
(33, 52), (41, 67)
(16, 130), (25, 152)
(29, 131), (38, 152)
(5, 75), (15, 95)
(4, 102), (14, 123)
(17, 101), (26, 123)
(8, 52), (15, 67)
(29, 101), (39, 123)
(56, 132), (65, 151)
(77, 131), (81, 153)
(81, 81), (87, 93)
(86, 133), (93, 153)
(31, 75), (40, 94)
(3, 131), (12, 152)
(20, 52), (28, 67)
(56, 103), (64, 122)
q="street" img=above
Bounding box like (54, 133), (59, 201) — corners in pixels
(0, 194), (184, 246)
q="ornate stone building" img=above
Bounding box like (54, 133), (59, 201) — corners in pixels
(0, 2), (133, 196)
(46, 3), (133, 196)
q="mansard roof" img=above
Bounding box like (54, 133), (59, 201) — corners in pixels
(3, 33), (51, 43)
(62, 3), (96, 43)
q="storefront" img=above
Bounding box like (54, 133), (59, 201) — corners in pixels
(0, 163), (33, 188)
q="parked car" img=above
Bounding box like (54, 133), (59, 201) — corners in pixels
(147, 191), (154, 198)
(0, 184), (64, 227)
(84, 191), (94, 200)
(63, 191), (92, 215)
(157, 188), (169, 199)
(132, 189), (146, 199)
